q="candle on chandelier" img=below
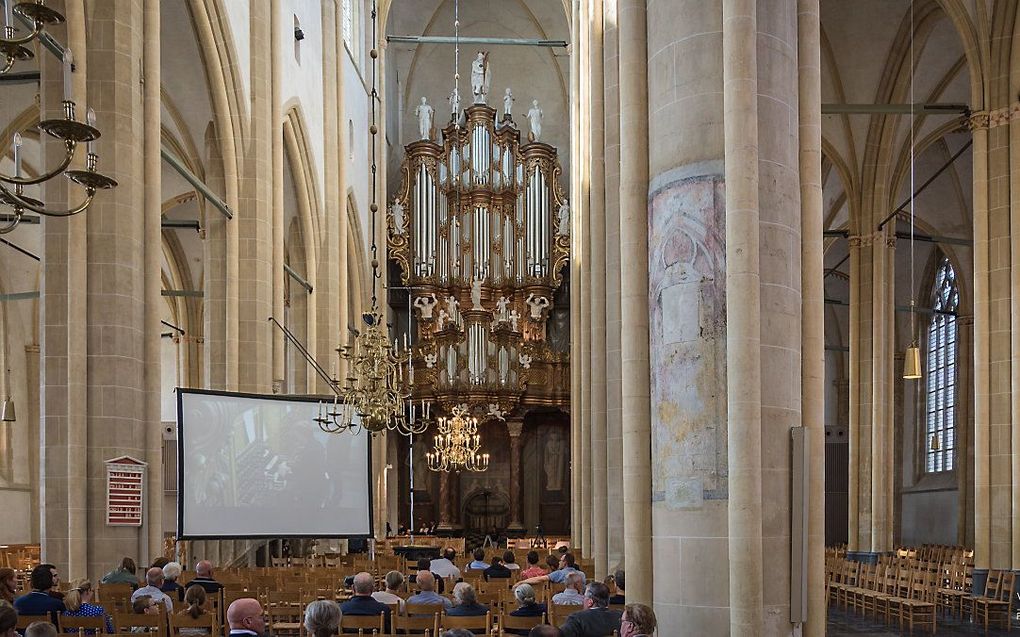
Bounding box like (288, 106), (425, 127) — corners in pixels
(62, 50), (73, 103)
(12, 132), (22, 178)
(3, 0), (10, 29)
(86, 108), (96, 155)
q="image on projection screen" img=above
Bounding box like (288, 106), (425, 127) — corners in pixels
(177, 390), (372, 538)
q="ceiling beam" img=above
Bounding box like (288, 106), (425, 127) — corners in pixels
(822, 103), (969, 115)
(386, 35), (568, 47)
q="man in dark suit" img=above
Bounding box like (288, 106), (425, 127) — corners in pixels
(13, 566), (64, 622)
(559, 581), (622, 637)
(189, 561), (224, 594)
(339, 572), (391, 633)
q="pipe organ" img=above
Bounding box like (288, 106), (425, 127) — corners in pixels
(388, 104), (569, 419)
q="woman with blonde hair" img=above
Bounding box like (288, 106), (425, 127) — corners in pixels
(61, 580), (113, 633)
(176, 586), (210, 636)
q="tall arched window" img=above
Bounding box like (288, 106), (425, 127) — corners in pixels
(342, 0), (359, 64)
(925, 257), (959, 473)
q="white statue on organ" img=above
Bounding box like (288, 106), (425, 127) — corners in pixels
(413, 293), (438, 319)
(471, 51), (491, 104)
(518, 352), (532, 369)
(557, 199), (570, 236)
(471, 276), (483, 309)
(509, 309), (521, 331)
(424, 352), (438, 369)
(391, 199), (405, 235)
(496, 295), (510, 319)
(436, 309), (450, 331)
(527, 99), (543, 142)
(526, 293), (550, 320)
(449, 87), (461, 120)
(503, 88), (514, 119)
(487, 403), (507, 421)
(446, 295), (460, 324)
(415, 96), (434, 140)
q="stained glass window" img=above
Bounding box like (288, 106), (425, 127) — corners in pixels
(925, 257), (959, 473)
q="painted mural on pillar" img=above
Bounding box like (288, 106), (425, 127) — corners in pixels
(648, 173), (727, 509)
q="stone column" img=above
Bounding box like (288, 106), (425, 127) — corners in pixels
(957, 315), (974, 546)
(723, 0), (764, 631)
(318, 0), (342, 392)
(25, 344), (40, 542)
(568, 0), (582, 550)
(143, 0), (163, 563)
(618, 0), (651, 605)
(870, 230), (894, 555)
(1009, 100), (1020, 570)
(971, 116), (990, 583)
(589, 0), (609, 580)
(508, 420), (524, 531)
(798, 1), (827, 630)
(847, 234), (865, 554)
(438, 470), (453, 529)
(271, 0), (286, 394)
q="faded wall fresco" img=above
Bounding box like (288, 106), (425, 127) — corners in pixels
(648, 171), (727, 509)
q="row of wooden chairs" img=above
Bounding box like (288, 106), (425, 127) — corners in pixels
(15, 606), (218, 637)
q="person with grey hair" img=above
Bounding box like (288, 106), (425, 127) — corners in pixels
(445, 582), (489, 617)
(441, 630), (476, 637)
(338, 572), (390, 633)
(303, 600), (341, 637)
(161, 562), (184, 602)
(551, 571), (585, 606)
(406, 570), (452, 609)
(506, 583), (546, 635)
(130, 567), (174, 612)
(24, 622), (57, 637)
(371, 570), (406, 613)
(559, 581), (621, 637)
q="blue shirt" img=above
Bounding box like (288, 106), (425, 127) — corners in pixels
(446, 602), (489, 617)
(467, 560), (490, 570)
(339, 596), (391, 633)
(63, 603), (114, 633)
(14, 591), (65, 621)
(405, 590), (452, 609)
(548, 567), (585, 584)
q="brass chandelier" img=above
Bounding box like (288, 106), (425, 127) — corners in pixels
(313, 0), (423, 437)
(426, 404), (489, 472)
(1, 1), (118, 235)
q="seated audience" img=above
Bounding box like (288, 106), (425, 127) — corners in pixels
(161, 563), (184, 602)
(551, 572), (585, 606)
(131, 594), (163, 632)
(503, 551), (520, 572)
(14, 566), (65, 621)
(467, 548), (489, 570)
(518, 553), (585, 587)
(441, 631), (474, 637)
(100, 558), (139, 589)
(38, 565), (63, 602)
(0, 605), (15, 637)
(303, 600), (341, 637)
(177, 586), (211, 636)
(410, 558), (444, 594)
(544, 555), (560, 572)
(149, 559), (169, 570)
(609, 569), (625, 605)
(371, 571), (406, 614)
(558, 582), (621, 637)
(482, 556), (512, 581)
(528, 627), (562, 637)
(226, 598), (265, 637)
(507, 584), (546, 636)
(62, 580), (113, 633)
(620, 603), (656, 637)
(445, 583), (488, 617)
(338, 572), (390, 633)
(520, 552), (547, 579)
(131, 568), (174, 612)
(0, 568), (17, 606)
(188, 562), (222, 595)
(25, 623), (56, 637)
(405, 571), (452, 610)
(429, 548), (461, 580)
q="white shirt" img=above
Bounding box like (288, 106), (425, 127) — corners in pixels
(131, 585), (174, 612)
(429, 558), (461, 579)
(372, 590), (405, 613)
(552, 589), (585, 606)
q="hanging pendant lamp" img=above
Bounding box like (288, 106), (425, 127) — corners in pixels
(903, 0), (921, 381)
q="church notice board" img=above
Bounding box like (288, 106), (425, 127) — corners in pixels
(105, 456), (147, 526)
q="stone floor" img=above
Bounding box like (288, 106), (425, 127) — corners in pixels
(828, 607), (1014, 636)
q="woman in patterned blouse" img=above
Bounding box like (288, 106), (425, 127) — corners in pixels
(62, 581), (113, 633)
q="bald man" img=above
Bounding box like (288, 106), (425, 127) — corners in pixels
(405, 570), (452, 609)
(226, 598), (265, 637)
(190, 560), (223, 594)
(130, 567), (174, 612)
(338, 572), (390, 633)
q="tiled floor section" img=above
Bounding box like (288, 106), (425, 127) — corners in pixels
(828, 608), (1014, 636)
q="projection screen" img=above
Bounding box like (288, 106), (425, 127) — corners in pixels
(177, 389), (372, 538)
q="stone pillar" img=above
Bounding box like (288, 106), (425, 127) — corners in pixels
(508, 420), (524, 531)
(438, 471), (453, 529)
(568, 0), (583, 551)
(723, 0), (764, 631)
(618, 0), (651, 606)
(271, 0), (286, 394)
(847, 233), (865, 554)
(589, 0), (609, 580)
(971, 115), (990, 582)
(870, 230), (894, 555)
(25, 344), (40, 543)
(143, 0), (163, 563)
(957, 315), (974, 546)
(797, 1), (827, 630)
(602, 0), (624, 572)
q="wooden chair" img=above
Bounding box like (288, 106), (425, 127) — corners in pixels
(58, 615), (107, 635)
(337, 614), (384, 635)
(266, 590), (304, 636)
(404, 603), (445, 618)
(896, 568), (937, 634)
(439, 611), (491, 634)
(497, 612), (545, 635)
(549, 603), (582, 627)
(964, 568), (1002, 621)
(113, 606), (168, 636)
(169, 611), (220, 637)
(16, 615), (51, 631)
(974, 569), (1015, 631)
(392, 611), (438, 635)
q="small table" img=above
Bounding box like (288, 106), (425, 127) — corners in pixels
(393, 545), (441, 562)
